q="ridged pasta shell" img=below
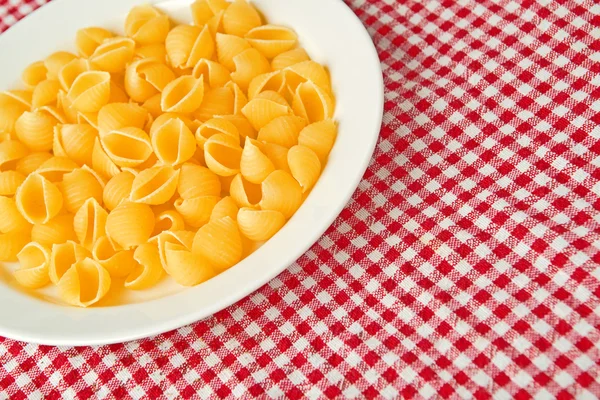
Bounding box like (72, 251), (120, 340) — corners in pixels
(15, 110), (59, 152)
(297, 119), (337, 162)
(261, 142), (290, 173)
(215, 33), (251, 71)
(125, 242), (164, 290)
(237, 207), (285, 241)
(36, 156), (78, 182)
(49, 240), (91, 284)
(92, 137), (121, 180)
(222, 0), (261, 37)
(45, 51), (77, 80)
(0, 102), (27, 134)
(164, 241), (215, 286)
(89, 37), (135, 73)
(75, 27), (114, 58)
(177, 163), (221, 199)
(67, 71), (111, 113)
(292, 81), (335, 123)
(229, 173), (261, 207)
(73, 197), (108, 250)
(103, 170), (135, 211)
(215, 114), (256, 140)
(210, 196), (239, 222)
(32, 79), (60, 108)
(194, 87), (235, 122)
(259, 170), (302, 219)
(57, 257), (111, 307)
(58, 58), (92, 91)
(174, 195), (220, 228)
(161, 75), (204, 113)
(101, 127), (153, 168)
(245, 25), (297, 59)
(152, 118), (196, 166)
(15, 152), (52, 176)
(142, 93), (163, 119)
(149, 112), (194, 137)
(125, 5), (170, 45)
(2, 90), (32, 109)
(92, 236), (136, 278)
(97, 103), (149, 136)
(0, 140), (28, 168)
(31, 214), (76, 246)
(285, 60), (331, 93)
(16, 173), (63, 225)
(230, 48), (270, 92)
(57, 90), (79, 123)
(151, 210), (185, 239)
(61, 167), (105, 213)
(191, 0), (229, 26)
(154, 230), (194, 269)
(14, 242), (51, 289)
(248, 70), (286, 100)
(125, 59), (176, 103)
(257, 115), (306, 148)
(0, 170), (25, 196)
(227, 81), (249, 115)
(192, 216), (242, 271)
(192, 59), (231, 88)
(271, 48), (310, 71)
(106, 202), (155, 249)
(134, 43), (167, 62)
(0, 230), (31, 261)
(166, 24), (214, 69)
(130, 165), (180, 205)
(22, 61), (48, 89)
(287, 145), (321, 192)
(240, 137), (275, 184)
(0, 196), (31, 233)
(204, 133), (243, 176)
(53, 124), (97, 166)
(241, 98), (290, 131)
(195, 117), (239, 149)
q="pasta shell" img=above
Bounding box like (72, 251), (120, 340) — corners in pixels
(191, 0), (229, 26)
(161, 76), (204, 113)
(103, 170), (135, 211)
(165, 25), (214, 69)
(124, 59), (175, 103)
(0, 230), (31, 261)
(248, 70), (286, 100)
(237, 207), (285, 241)
(0, 170), (25, 196)
(255, 90), (288, 106)
(292, 81), (335, 123)
(259, 170), (302, 219)
(0, 140), (29, 169)
(36, 156), (78, 182)
(174, 195), (220, 228)
(142, 93), (163, 119)
(53, 124), (97, 166)
(1, 90), (32, 109)
(15, 152), (52, 176)
(101, 127), (153, 168)
(73, 198), (108, 250)
(154, 230), (194, 269)
(15, 110), (59, 152)
(49, 240), (91, 284)
(92, 235), (136, 278)
(216, 114), (256, 140)
(177, 163), (221, 199)
(194, 87), (234, 121)
(67, 71), (111, 113)
(97, 103), (149, 136)
(241, 98), (290, 131)
(229, 173), (261, 207)
(15, 242), (51, 289)
(297, 119), (337, 162)
(151, 210), (185, 239)
(152, 118), (196, 166)
(257, 115), (306, 148)
(195, 117), (239, 149)
(106, 202), (154, 249)
(204, 133), (242, 176)
(130, 165), (180, 205)
(58, 58), (92, 91)
(92, 137), (121, 180)
(75, 27), (114, 58)
(230, 48), (270, 92)
(31, 214), (77, 246)
(222, 0), (261, 37)
(271, 48), (310, 70)
(192, 216), (242, 271)
(45, 52), (77, 80)
(149, 112), (194, 137)
(288, 145), (321, 192)
(61, 167), (105, 213)
(134, 43), (167, 62)
(89, 37), (135, 73)
(125, 242), (164, 290)
(164, 242), (215, 286)
(57, 90), (79, 123)
(0, 99), (28, 134)
(225, 81), (249, 115)
(32, 79), (60, 108)
(192, 59), (231, 88)
(57, 257), (111, 307)
(210, 196), (238, 221)
(215, 33), (251, 71)
(245, 25), (297, 59)
(240, 136), (274, 183)
(125, 5), (170, 45)
(15, 173), (63, 224)
(285, 60), (331, 93)
(0, 196), (30, 233)
(22, 61), (48, 89)
(261, 142), (290, 172)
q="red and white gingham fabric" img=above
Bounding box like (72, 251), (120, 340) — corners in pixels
(1, 0), (599, 398)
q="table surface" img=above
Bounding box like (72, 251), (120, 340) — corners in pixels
(1, 0), (599, 398)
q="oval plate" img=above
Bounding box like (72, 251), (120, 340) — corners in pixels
(0, 0), (383, 345)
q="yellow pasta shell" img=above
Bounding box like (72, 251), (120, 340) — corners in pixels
(57, 58), (92, 92)
(101, 127), (153, 168)
(177, 163), (221, 200)
(191, 0), (229, 26)
(226, 81), (249, 115)
(241, 98), (290, 131)
(53, 124), (97, 166)
(44, 51), (77, 81)
(161, 75), (204, 113)
(210, 196), (239, 222)
(154, 230), (194, 269)
(259, 170), (302, 219)
(125, 59), (176, 103)
(73, 198), (108, 250)
(31, 214), (77, 246)
(16, 173), (63, 225)
(271, 48), (310, 71)
(237, 207), (285, 241)
(35, 156), (78, 182)
(292, 81), (335, 123)
(0, 196), (30, 233)
(287, 145), (321, 192)
(92, 137), (121, 180)
(15, 110), (59, 152)
(195, 117), (239, 149)
(194, 87), (234, 122)
(89, 37), (135, 73)
(134, 43), (167, 62)
(222, 0), (261, 37)
(15, 152), (52, 176)
(32, 79), (60, 108)
(15, 242), (51, 289)
(215, 115), (256, 140)
(285, 60), (331, 93)
(125, 242), (164, 290)
(204, 133), (243, 176)
(192, 216), (242, 271)
(297, 119), (337, 162)
(129, 165), (179, 205)
(240, 137), (275, 184)
(97, 102), (149, 136)
(164, 242), (215, 286)
(125, 5), (170, 45)
(67, 71), (111, 113)
(166, 24), (214, 69)
(57, 90), (79, 123)
(174, 195), (220, 228)
(245, 25), (297, 59)
(192, 59), (231, 88)
(248, 70), (286, 100)
(0, 140), (29, 168)
(149, 112), (194, 137)
(106, 202), (154, 249)
(229, 173), (261, 207)
(0, 170), (25, 196)
(103, 170), (135, 211)
(0, 100), (28, 134)
(0, 230), (31, 262)
(57, 257), (111, 307)
(1, 90), (32, 109)
(151, 210), (185, 239)
(92, 235), (136, 278)
(215, 33), (251, 71)
(22, 61), (48, 89)
(75, 27), (114, 58)
(231, 48), (270, 92)
(152, 118), (196, 166)
(257, 115), (306, 148)
(61, 167), (105, 213)
(49, 240), (91, 284)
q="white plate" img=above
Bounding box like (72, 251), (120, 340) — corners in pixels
(0, 0), (383, 345)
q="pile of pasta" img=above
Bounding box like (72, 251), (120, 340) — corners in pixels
(0, 0), (336, 307)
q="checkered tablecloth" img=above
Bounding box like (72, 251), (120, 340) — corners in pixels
(1, 0), (600, 398)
